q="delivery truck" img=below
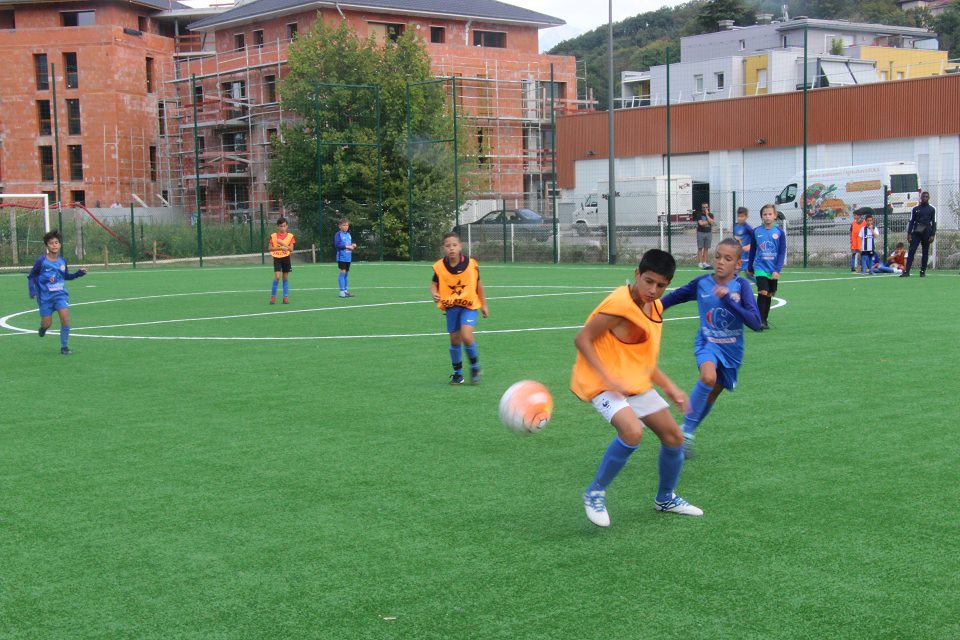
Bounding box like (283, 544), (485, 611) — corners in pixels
(573, 176), (695, 231)
(774, 162), (920, 231)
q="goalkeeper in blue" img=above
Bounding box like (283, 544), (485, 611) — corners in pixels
(27, 230), (87, 355)
(660, 237), (762, 458)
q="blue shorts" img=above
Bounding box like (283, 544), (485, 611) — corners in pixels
(445, 307), (479, 334)
(695, 349), (739, 391)
(38, 293), (69, 317)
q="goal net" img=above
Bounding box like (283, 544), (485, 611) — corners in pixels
(0, 194), (52, 270)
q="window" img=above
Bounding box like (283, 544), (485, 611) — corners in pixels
(234, 33), (245, 51)
(158, 101), (166, 135)
(891, 174), (919, 193)
(197, 186), (207, 210)
(477, 127), (487, 165)
(286, 23), (298, 40)
(193, 84), (204, 105)
(66, 99), (81, 135)
(694, 74), (704, 93)
(37, 100), (52, 136)
(68, 145), (83, 180)
(62, 10), (95, 27)
(197, 136), (205, 155)
(39, 146), (55, 182)
(716, 72), (725, 90)
(879, 70), (889, 81)
(782, 36), (788, 47)
(739, 39), (745, 51)
(430, 26), (445, 44)
(149, 146), (157, 182)
(266, 128), (278, 157)
(64, 52), (78, 89)
(253, 30), (264, 48)
(264, 75), (276, 103)
(34, 54), (49, 90)
(473, 30), (506, 48)
(222, 131), (247, 152)
(368, 22), (405, 44)
(138, 16), (148, 32)
(757, 68), (768, 92)
(0, 10), (15, 29)
(896, 71), (904, 80)
(43, 190), (57, 204)
(146, 57), (154, 93)
(70, 190), (85, 205)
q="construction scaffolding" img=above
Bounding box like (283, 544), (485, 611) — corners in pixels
(165, 37), (594, 226)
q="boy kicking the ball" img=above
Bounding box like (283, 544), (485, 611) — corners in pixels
(571, 249), (702, 528)
(660, 238), (762, 459)
(27, 229), (87, 355)
(431, 232), (488, 385)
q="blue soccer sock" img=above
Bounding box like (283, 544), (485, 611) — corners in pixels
(338, 273), (346, 291)
(683, 380), (715, 436)
(60, 325), (70, 348)
(587, 436), (639, 492)
(271, 280), (278, 296)
(656, 444), (685, 502)
(343, 272), (349, 292)
(282, 280), (289, 297)
(449, 345), (463, 373)
(465, 343), (479, 370)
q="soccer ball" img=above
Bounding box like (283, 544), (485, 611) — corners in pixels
(499, 380), (553, 433)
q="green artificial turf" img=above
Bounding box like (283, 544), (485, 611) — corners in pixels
(1, 261), (957, 639)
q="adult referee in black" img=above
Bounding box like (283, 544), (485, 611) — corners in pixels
(900, 191), (936, 278)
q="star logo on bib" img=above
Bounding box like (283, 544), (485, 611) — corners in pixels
(448, 280), (465, 296)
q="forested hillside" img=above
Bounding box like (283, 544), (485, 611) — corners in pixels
(549, 0), (960, 109)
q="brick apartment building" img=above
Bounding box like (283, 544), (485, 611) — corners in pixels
(0, 0), (585, 223)
(0, 0), (195, 208)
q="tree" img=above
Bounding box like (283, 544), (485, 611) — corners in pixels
(934, 3), (960, 58)
(269, 20), (462, 259)
(693, 0), (757, 34)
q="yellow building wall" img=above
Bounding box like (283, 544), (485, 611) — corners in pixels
(743, 53), (769, 95)
(857, 46), (948, 81)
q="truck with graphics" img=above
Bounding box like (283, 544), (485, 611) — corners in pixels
(774, 162), (920, 231)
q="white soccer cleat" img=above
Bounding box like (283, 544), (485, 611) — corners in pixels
(654, 493), (703, 516)
(583, 490), (610, 527)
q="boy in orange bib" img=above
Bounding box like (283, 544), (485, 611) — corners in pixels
(268, 217), (295, 304)
(572, 249), (702, 527)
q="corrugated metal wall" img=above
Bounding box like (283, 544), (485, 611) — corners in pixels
(556, 74), (960, 188)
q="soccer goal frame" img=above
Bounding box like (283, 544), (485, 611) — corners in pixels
(0, 193), (51, 231)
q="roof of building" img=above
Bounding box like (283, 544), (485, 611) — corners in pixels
(188, 0), (565, 31)
(13, 0), (190, 9)
(774, 17), (935, 38)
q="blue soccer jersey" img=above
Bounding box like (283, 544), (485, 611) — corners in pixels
(661, 274), (762, 368)
(733, 222), (755, 254)
(749, 225), (786, 276)
(28, 255), (82, 301)
(334, 231), (353, 263)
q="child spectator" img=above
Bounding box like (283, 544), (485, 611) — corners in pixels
(849, 210), (866, 272)
(858, 213), (880, 275)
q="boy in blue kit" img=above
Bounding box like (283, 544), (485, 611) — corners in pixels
(733, 207), (755, 280)
(661, 238), (762, 458)
(27, 230), (87, 355)
(334, 218), (357, 298)
(431, 232), (488, 384)
(747, 204), (786, 330)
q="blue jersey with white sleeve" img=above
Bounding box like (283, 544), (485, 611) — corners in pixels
(661, 274), (762, 368)
(334, 231), (353, 263)
(27, 254), (84, 302)
(749, 225), (786, 275)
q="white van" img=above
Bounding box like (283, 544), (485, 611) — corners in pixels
(573, 175), (694, 231)
(774, 162), (920, 231)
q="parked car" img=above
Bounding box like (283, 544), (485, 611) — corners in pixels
(471, 208), (545, 225)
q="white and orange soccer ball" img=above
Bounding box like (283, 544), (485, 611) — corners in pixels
(498, 380), (553, 433)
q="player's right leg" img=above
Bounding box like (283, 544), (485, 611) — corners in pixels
(642, 409), (703, 516)
(270, 270), (281, 303)
(55, 304), (72, 355)
(446, 309), (465, 384)
(583, 394), (646, 527)
(38, 314), (52, 338)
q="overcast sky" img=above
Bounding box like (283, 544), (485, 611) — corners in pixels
(521, 0), (690, 51)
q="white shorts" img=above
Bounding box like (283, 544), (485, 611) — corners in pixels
(590, 389), (669, 424)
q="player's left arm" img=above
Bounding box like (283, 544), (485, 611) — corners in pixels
(772, 231), (787, 278)
(476, 271), (489, 318)
(651, 367), (686, 414)
(719, 278), (762, 331)
(63, 260), (87, 280)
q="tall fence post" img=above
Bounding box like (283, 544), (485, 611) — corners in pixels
(260, 204), (266, 265)
(882, 186), (889, 259)
(129, 204), (136, 269)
